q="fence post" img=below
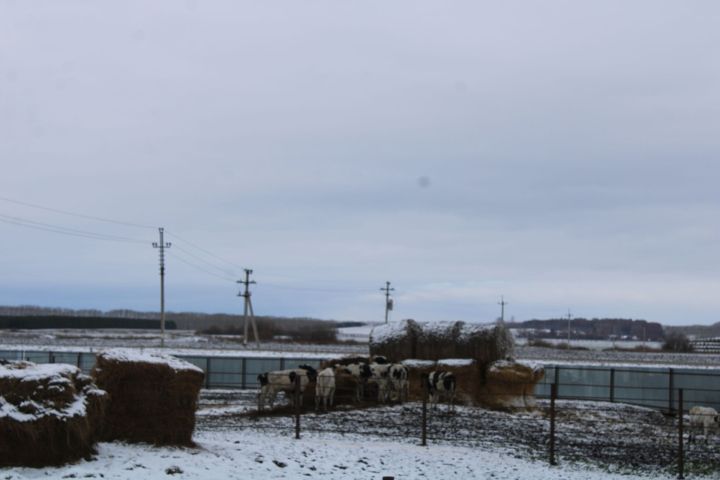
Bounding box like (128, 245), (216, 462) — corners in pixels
(241, 358), (247, 389)
(669, 368), (675, 414)
(205, 358), (212, 389)
(294, 373), (301, 440)
(421, 377), (428, 447)
(609, 368), (615, 403)
(678, 388), (684, 480)
(549, 383), (557, 466)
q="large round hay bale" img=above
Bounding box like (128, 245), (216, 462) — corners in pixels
(476, 360), (545, 410)
(370, 319), (514, 367)
(0, 361), (107, 467)
(92, 349), (204, 446)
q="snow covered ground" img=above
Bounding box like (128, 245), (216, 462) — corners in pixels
(4, 389), (717, 479)
(1, 431), (676, 480)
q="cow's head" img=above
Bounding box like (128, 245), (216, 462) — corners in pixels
(298, 364), (318, 381)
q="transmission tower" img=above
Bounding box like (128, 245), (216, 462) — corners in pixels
(380, 281), (395, 324)
(152, 227), (171, 347)
(238, 269), (260, 347)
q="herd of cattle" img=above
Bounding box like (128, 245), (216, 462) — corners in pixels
(256, 356), (457, 412)
(255, 356), (720, 443)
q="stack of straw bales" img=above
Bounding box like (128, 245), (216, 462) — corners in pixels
(477, 359), (545, 410)
(92, 349), (204, 446)
(0, 361), (107, 467)
(370, 319), (514, 366)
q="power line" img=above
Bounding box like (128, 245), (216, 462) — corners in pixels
(262, 283), (374, 294)
(0, 195), (156, 229)
(165, 231), (245, 271)
(0, 213), (147, 244)
(168, 250), (236, 282)
(171, 244), (237, 277)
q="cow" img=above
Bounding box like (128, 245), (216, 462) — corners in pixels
(424, 370), (456, 412)
(257, 365), (317, 411)
(315, 367), (336, 411)
(388, 363), (409, 402)
(369, 362), (392, 403)
(688, 406), (720, 443)
(336, 362), (372, 403)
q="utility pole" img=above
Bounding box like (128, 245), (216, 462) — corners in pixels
(380, 281), (394, 324)
(238, 269), (260, 347)
(567, 309), (572, 346)
(152, 227), (171, 347)
(498, 296), (508, 322)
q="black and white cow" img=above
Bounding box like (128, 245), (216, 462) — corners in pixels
(424, 370), (456, 411)
(257, 364), (318, 411)
(388, 363), (409, 403)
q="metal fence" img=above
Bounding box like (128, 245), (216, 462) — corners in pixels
(536, 364), (720, 413)
(3, 349), (720, 412)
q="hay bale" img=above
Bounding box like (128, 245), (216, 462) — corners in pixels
(370, 319), (514, 367)
(92, 349), (204, 446)
(0, 361), (107, 467)
(476, 360), (545, 410)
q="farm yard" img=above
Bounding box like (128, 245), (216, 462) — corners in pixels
(2, 327), (720, 479)
(2, 389), (717, 479)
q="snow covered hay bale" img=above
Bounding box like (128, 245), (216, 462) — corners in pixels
(92, 349), (204, 446)
(370, 319), (515, 366)
(476, 360), (545, 410)
(0, 361), (107, 467)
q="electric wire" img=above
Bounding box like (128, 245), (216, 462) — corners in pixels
(0, 195), (156, 229)
(0, 213), (148, 244)
(165, 231), (245, 271)
(171, 244), (238, 277)
(168, 250), (236, 282)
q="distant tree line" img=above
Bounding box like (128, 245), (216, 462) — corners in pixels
(0, 305), (340, 342)
(508, 318), (665, 341)
(0, 315), (175, 330)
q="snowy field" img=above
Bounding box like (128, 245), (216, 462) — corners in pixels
(3, 328), (720, 367)
(5, 388), (718, 479)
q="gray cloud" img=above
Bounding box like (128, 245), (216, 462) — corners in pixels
(1, 1), (719, 325)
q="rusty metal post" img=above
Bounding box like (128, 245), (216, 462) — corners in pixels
(678, 388), (684, 480)
(550, 383), (557, 466)
(421, 377), (428, 446)
(294, 373), (301, 439)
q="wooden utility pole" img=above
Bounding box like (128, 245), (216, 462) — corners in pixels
(238, 269), (260, 347)
(380, 281), (395, 324)
(498, 296), (508, 322)
(152, 227), (171, 347)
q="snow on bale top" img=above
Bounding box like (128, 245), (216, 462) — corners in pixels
(0, 360), (107, 467)
(489, 359), (544, 374)
(438, 358), (476, 367)
(97, 348), (203, 374)
(370, 319), (514, 366)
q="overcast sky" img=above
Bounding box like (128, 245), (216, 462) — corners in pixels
(1, 1), (719, 326)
